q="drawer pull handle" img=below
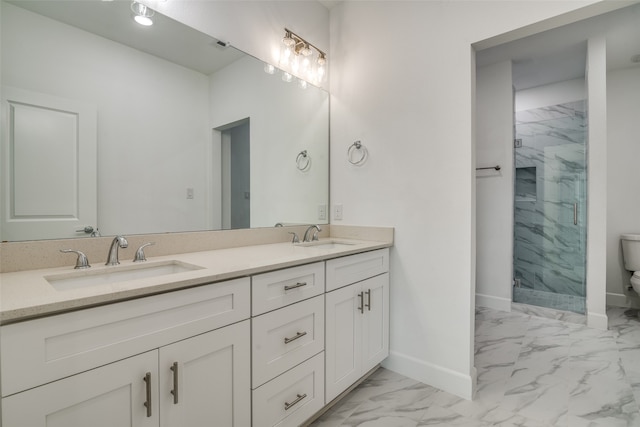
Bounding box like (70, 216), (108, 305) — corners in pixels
(365, 289), (371, 311)
(358, 292), (364, 313)
(284, 393), (307, 410)
(143, 372), (152, 417)
(170, 362), (179, 404)
(284, 331), (307, 344)
(284, 281), (307, 291)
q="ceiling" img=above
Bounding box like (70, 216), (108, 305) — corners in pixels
(476, 2), (640, 90)
(7, 0), (245, 75)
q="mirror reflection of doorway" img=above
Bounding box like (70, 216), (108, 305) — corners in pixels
(218, 118), (250, 230)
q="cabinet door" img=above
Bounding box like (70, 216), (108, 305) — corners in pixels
(362, 273), (390, 373)
(159, 320), (250, 427)
(325, 283), (362, 403)
(1, 351), (158, 427)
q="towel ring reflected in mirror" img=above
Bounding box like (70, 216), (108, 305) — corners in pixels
(296, 150), (311, 172)
(348, 140), (368, 166)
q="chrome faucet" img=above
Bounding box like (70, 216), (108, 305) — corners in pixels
(106, 235), (128, 265)
(303, 225), (321, 242)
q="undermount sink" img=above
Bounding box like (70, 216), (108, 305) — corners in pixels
(298, 240), (357, 250)
(46, 260), (204, 291)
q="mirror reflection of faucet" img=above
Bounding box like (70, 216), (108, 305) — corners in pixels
(106, 235), (128, 266)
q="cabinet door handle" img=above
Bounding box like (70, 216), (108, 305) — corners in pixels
(170, 362), (179, 404)
(365, 289), (371, 311)
(358, 292), (364, 314)
(284, 331), (307, 344)
(284, 281), (307, 291)
(284, 393), (307, 410)
(143, 372), (152, 417)
(574, 203), (578, 225)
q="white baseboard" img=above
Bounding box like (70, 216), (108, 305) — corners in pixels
(607, 292), (640, 309)
(587, 311), (608, 330)
(475, 293), (511, 312)
(381, 350), (475, 400)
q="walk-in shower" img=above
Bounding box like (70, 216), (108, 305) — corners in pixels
(513, 101), (587, 313)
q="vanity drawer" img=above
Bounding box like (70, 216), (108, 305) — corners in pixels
(252, 295), (324, 388)
(0, 278), (250, 397)
(252, 262), (324, 315)
(252, 352), (324, 427)
(326, 248), (389, 292)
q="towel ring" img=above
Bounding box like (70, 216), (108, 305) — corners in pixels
(296, 150), (311, 172)
(348, 141), (368, 165)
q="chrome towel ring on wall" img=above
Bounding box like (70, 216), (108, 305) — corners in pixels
(296, 150), (311, 172)
(348, 140), (368, 165)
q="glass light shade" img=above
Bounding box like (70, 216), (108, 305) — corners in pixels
(291, 54), (300, 74)
(298, 79), (308, 89)
(282, 33), (295, 47)
(131, 2), (154, 26)
(134, 15), (153, 26)
(279, 45), (293, 68)
(264, 63), (275, 74)
(282, 72), (293, 83)
(301, 44), (312, 57)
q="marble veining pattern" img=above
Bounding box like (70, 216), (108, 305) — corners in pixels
(311, 306), (640, 426)
(513, 101), (587, 312)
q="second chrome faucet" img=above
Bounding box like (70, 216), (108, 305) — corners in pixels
(106, 235), (128, 265)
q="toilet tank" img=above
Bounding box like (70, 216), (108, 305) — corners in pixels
(622, 234), (640, 271)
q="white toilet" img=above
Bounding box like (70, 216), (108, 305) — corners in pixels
(621, 234), (640, 293)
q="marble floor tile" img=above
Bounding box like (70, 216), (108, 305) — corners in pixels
(310, 306), (640, 427)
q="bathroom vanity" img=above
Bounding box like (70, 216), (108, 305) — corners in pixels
(0, 235), (391, 427)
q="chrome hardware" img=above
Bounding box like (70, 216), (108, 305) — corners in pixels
(475, 165), (501, 171)
(303, 224), (321, 242)
(275, 222), (284, 227)
(106, 235), (128, 266)
(358, 292), (364, 313)
(60, 249), (91, 269)
(284, 331), (307, 344)
(76, 226), (94, 234)
(170, 362), (179, 404)
(284, 393), (307, 410)
(348, 140), (368, 165)
(284, 281), (307, 291)
(143, 372), (152, 417)
(365, 289), (371, 311)
(574, 203), (578, 226)
(133, 242), (155, 262)
(288, 232), (300, 244)
(296, 150), (311, 172)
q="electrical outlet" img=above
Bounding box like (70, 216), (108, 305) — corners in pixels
(334, 204), (343, 220)
(514, 278), (521, 288)
(318, 204), (327, 220)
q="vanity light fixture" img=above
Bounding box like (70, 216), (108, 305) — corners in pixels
(274, 28), (327, 86)
(131, 1), (154, 26)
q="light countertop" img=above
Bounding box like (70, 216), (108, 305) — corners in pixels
(0, 238), (390, 324)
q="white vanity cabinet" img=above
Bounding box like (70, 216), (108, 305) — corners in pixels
(251, 263), (326, 427)
(1, 278), (251, 427)
(325, 249), (390, 403)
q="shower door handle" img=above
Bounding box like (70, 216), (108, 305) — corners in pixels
(574, 203), (578, 225)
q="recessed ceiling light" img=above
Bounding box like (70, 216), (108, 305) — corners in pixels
(131, 1), (154, 26)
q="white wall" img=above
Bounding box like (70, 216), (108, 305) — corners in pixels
(607, 66), (640, 307)
(209, 56), (329, 227)
(516, 78), (586, 111)
(475, 61), (514, 312)
(2, 3), (211, 236)
(329, 0), (603, 399)
(586, 36), (608, 330)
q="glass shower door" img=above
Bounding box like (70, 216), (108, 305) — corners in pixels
(513, 101), (587, 313)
